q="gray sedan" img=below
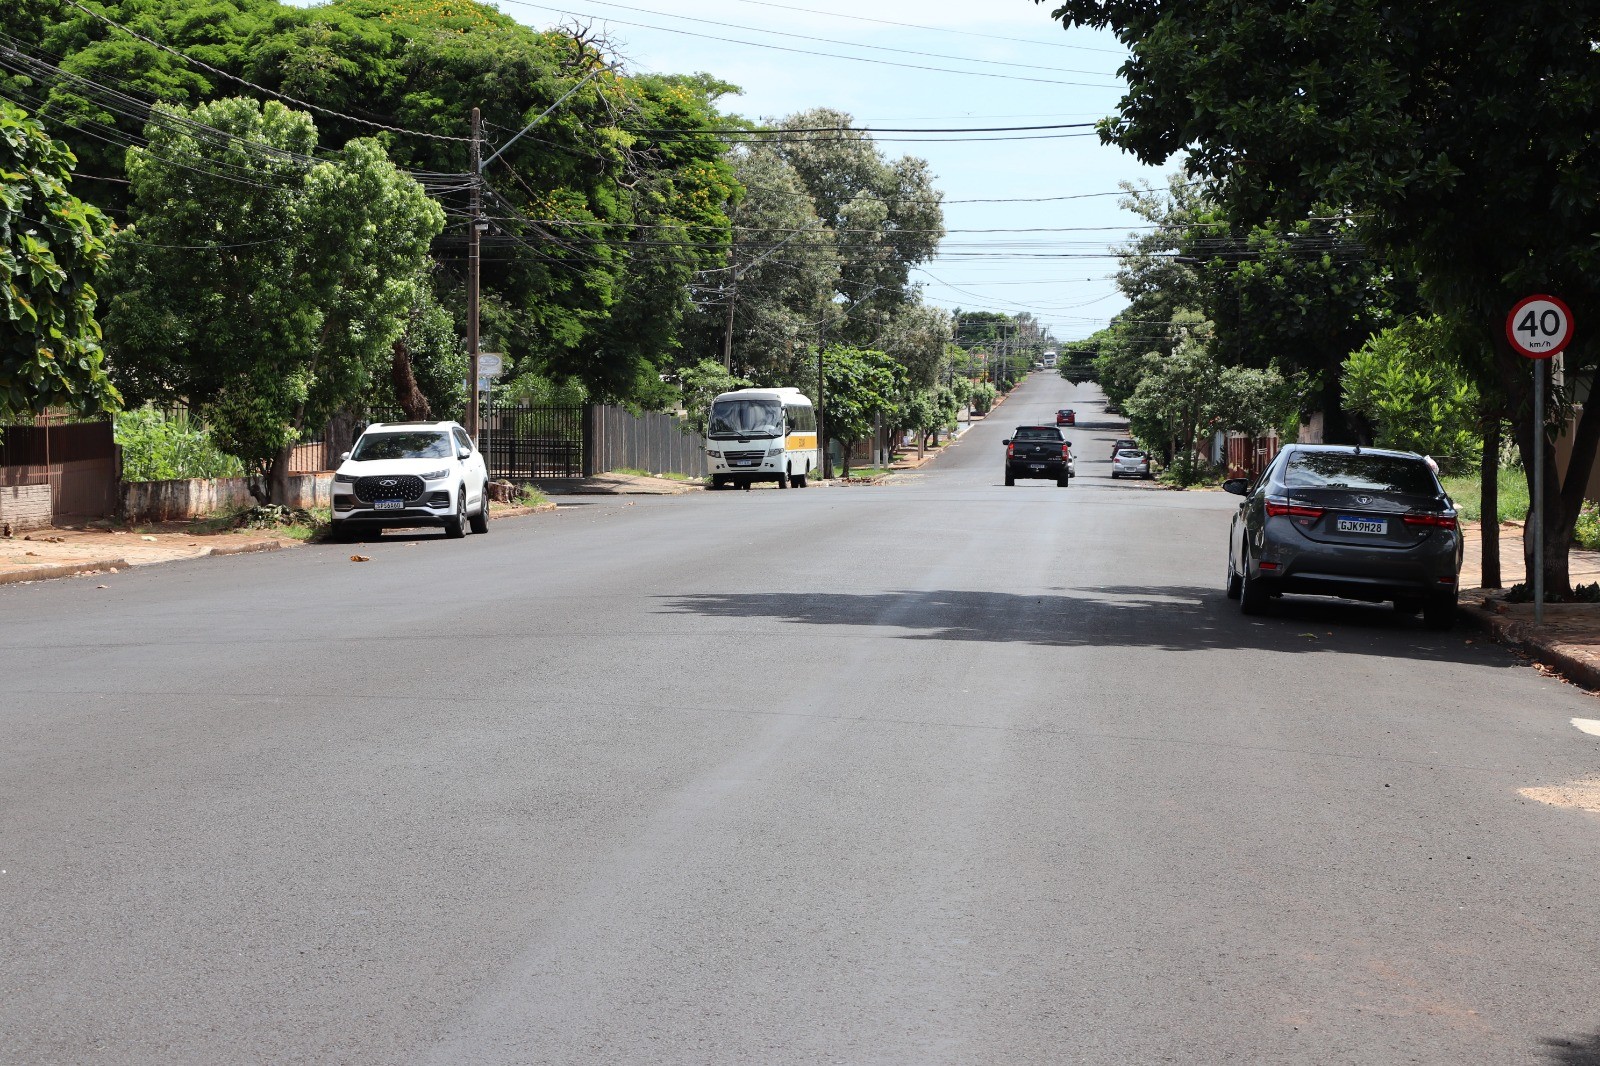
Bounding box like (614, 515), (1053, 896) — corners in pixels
(1224, 445), (1463, 628)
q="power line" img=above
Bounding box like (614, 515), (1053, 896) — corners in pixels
(496, 0), (1126, 89)
(509, 0), (1123, 79)
(726, 0), (1127, 55)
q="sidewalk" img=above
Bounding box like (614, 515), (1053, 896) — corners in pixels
(0, 524), (293, 586)
(1459, 520), (1600, 692)
(537, 472), (703, 495)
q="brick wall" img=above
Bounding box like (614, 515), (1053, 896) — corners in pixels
(0, 484), (52, 534)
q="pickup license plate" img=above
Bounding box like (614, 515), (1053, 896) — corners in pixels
(1336, 516), (1386, 534)
(374, 499), (403, 510)
(1029, 463), (1045, 471)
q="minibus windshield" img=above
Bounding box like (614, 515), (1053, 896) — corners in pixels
(708, 398), (783, 439)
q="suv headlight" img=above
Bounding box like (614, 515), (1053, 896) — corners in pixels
(333, 471), (356, 484)
(419, 468), (450, 481)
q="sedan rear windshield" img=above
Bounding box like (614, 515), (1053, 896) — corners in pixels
(1014, 427), (1063, 440)
(351, 431), (452, 461)
(1285, 452), (1439, 495)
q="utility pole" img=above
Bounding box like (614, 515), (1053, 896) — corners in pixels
(467, 106), (482, 442)
(818, 338), (830, 480)
(722, 273), (737, 371)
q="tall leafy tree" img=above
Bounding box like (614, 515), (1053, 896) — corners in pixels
(106, 97), (443, 501)
(1047, 0), (1600, 593)
(0, 100), (117, 420)
(769, 108), (944, 346)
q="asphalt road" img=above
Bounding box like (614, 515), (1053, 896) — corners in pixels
(5, 372), (1600, 1064)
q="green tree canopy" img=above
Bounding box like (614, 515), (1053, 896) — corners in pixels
(106, 96), (443, 499)
(0, 99), (117, 419)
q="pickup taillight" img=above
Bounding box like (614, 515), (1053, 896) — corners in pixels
(1061, 443), (1071, 459)
(1007, 442), (1014, 458)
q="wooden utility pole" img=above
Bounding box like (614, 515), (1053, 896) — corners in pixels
(467, 106), (482, 441)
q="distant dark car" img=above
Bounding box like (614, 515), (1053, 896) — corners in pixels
(1056, 409), (1076, 425)
(1110, 437), (1137, 459)
(1004, 426), (1072, 487)
(1223, 445), (1463, 628)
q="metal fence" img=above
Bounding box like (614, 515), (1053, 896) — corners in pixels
(0, 419), (120, 518)
(483, 403), (585, 480)
(590, 404), (706, 479)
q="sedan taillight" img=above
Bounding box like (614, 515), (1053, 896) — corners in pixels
(1264, 496), (1325, 519)
(1404, 512), (1459, 530)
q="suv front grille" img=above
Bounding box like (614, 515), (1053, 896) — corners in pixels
(354, 475), (425, 503)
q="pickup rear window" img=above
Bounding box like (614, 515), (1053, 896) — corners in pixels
(1013, 427), (1063, 441)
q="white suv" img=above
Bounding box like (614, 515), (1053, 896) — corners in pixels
(329, 421), (490, 540)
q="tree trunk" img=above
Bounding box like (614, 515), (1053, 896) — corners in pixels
(391, 338), (432, 421)
(1480, 419), (1501, 589)
(268, 443), (293, 506)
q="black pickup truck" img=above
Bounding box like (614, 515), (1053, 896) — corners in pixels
(1003, 425), (1072, 487)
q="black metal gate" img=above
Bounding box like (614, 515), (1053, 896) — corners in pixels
(482, 403), (585, 480)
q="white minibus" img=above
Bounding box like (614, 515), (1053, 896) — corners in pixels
(705, 387), (819, 489)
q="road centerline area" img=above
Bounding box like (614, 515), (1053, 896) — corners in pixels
(6, 374), (1600, 1063)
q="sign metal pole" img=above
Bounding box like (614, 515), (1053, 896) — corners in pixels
(1534, 360), (1545, 626)
(1505, 294), (1573, 627)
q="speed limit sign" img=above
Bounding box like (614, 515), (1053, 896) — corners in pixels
(1507, 294), (1573, 360)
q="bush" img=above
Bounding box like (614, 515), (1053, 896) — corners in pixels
(1576, 502), (1600, 550)
(115, 407), (244, 481)
(969, 381), (998, 415)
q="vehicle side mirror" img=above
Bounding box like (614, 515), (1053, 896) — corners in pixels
(1001, 439), (1011, 446)
(1222, 478), (1250, 496)
(458, 446), (472, 460)
(340, 451), (351, 461)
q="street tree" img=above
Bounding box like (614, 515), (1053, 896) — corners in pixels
(0, 100), (118, 420)
(1046, 0), (1600, 593)
(769, 109), (944, 345)
(818, 344), (902, 477)
(106, 97), (443, 502)
(1342, 318), (1481, 475)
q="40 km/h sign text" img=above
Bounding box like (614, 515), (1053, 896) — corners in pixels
(1507, 294), (1573, 360)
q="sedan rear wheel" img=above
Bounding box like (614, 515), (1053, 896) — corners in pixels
(1423, 592), (1457, 630)
(1239, 549), (1271, 615)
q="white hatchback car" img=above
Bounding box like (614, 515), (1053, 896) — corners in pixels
(329, 421), (490, 540)
(1111, 448), (1153, 479)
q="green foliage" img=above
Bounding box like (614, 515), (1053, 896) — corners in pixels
(1342, 317), (1481, 474)
(1574, 502), (1600, 551)
(1439, 467), (1529, 525)
(0, 100), (119, 420)
(114, 406), (243, 481)
(106, 97), (444, 496)
(676, 359), (751, 438)
(819, 344), (902, 475)
(498, 372), (589, 408)
(969, 381), (997, 416)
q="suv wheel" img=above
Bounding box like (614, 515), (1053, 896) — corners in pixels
(469, 485), (490, 534)
(445, 488), (467, 539)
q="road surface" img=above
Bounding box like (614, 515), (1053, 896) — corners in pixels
(4, 373), (1599, 1064)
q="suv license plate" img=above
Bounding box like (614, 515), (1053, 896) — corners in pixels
(1337, 516), (1386, 534)
(374, 499), (403, 510)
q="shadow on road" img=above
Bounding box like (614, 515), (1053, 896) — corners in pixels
(660, 585), (1499, 666)
(1544, 1033), (1600, 1066)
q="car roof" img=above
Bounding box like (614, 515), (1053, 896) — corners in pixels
(1281, 443), (1423, 461)
(363, 421), (457, 432)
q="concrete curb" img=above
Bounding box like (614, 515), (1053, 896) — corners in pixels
(204, 539), (286, 557)
(0, 557), (130, 586)
(1459, 599), (1600, 691)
